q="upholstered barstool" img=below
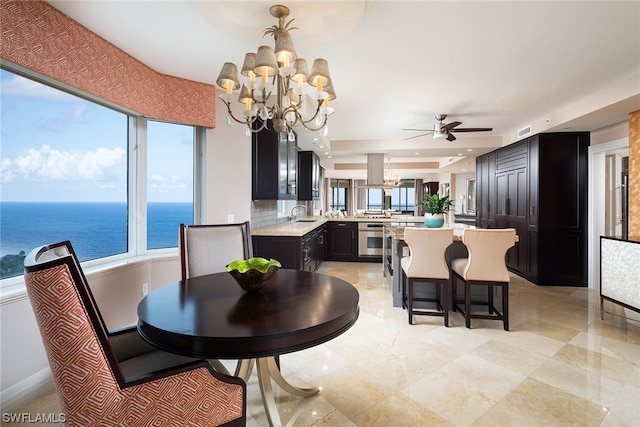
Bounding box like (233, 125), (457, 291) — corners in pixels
(451, 228), (516, 330)
(401, 227), (453, 326)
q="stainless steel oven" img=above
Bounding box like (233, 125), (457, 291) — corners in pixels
(358, 222), (384, 257)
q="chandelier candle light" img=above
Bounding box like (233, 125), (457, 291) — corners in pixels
(216, 4), (336, 138)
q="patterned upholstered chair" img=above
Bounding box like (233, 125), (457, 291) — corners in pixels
(24, 241), (246, 426)
(451, 228), (516, 331)
(401, 227), (454, 326)
(179, 222), (253, 281)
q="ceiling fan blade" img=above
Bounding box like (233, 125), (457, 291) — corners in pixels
(403, 133), (432, 141)
(446, 132), (457, 142)
(401, 128), (432, 132)
(441, 121), (462, 131)
(450, 127), (493, 133)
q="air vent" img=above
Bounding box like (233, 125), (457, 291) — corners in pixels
(517, 125), (532, 139)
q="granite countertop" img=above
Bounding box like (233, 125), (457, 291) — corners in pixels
(252, 217), (328, 237)
(252, 215), (426, 237)
(385, 222), (475, 241)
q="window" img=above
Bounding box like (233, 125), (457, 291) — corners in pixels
(367, 188), (383, 210)
(146, 121), (194, 250)
(0, 68), (198, 281)
(329, 179), (349, 212)
(391, 180), (415, 212)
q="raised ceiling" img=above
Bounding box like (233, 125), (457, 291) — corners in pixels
(46, 1), (640, 179)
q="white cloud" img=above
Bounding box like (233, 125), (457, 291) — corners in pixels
(1, 74), (78, 102)
(1, 145), (125, 182)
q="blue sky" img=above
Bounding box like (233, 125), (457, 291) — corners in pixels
(0, 69), (193, 202)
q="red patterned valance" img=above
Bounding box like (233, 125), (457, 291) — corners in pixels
(0, 0), (216, 128)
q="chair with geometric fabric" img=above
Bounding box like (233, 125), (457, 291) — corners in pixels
(24, 241), (246, 426)
(450, 228), (516, 331)
(401, 227), (454, 326)
(179, 222), (253, 281)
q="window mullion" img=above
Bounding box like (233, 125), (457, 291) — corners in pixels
(130, 117), (147, 256)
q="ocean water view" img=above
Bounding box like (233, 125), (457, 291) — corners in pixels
(1, 202), (193, 279)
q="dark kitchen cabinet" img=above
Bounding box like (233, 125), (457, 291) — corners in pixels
(326, 221), (358, 261)
(298, 151), (321, 200)
(252, 224), (326, 272)
(474, 132), (589, 286)
(527, 132), (589, 285)
(494, 142), (528, 274)
(252, 120), (297, 200)
(475, 152), (496, 228)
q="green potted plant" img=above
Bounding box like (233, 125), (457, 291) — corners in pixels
(420, 194), (452, 228)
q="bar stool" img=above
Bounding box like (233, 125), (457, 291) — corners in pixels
(451, 228), (516, 331)
(401, 227), (453, 326)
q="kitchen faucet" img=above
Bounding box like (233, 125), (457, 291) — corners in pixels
(290, 205), (306, 221)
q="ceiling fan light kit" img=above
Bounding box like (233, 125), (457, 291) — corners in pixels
(403, 114), (493, 141)
(216, 4), (336, 136)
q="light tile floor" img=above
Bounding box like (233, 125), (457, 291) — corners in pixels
(7, 261), (640, 426)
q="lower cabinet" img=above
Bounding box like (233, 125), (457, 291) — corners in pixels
(325, 221), (358, 261)
(252, 225), (326, 272)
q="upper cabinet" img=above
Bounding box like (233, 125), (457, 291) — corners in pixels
(252, 121), (297, 200)
(475, 132), (589, 286)
(298, 151), (321, 200)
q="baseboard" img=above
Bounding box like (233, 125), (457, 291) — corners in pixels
(0, 368), (55, 413)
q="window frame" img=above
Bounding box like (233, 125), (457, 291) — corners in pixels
(0, 62), (204, 289)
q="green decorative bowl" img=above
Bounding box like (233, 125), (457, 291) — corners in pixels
(227, 258), (281, 292)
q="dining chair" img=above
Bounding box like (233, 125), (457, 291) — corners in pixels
(450, 228), (516, 331)
(179, 221), (260, 376)
(24, 241), (246, 426)
(401, 227), (454, 326)
(179, 221), (253, 281)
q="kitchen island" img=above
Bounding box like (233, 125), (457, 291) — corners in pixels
(383, 223), (474, 307)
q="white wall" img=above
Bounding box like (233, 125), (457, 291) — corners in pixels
(204, 95), (252, 225)
(453, 172), (475, 214)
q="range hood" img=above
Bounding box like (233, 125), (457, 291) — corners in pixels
(359, 153), (397, 189)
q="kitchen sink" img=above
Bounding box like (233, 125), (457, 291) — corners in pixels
(295, 219), (317, 223)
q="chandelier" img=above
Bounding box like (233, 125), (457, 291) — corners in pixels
(215, 4), (335, 137)
(383, 157), (401, 196)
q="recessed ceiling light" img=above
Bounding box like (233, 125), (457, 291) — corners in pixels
(313, 138), (319, 141)
(414, 152), (419, 155)
(467, 149), (473, 152)
(457, 153), (462, 156)
(319, 145), (324, 148)
(324, 152), (329, 155)
(327, 155), (332, 159)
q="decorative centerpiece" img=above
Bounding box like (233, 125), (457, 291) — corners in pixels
(420, 194), (452, 228)
(226, 257), (281, 292)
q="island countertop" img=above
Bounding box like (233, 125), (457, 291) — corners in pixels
(384, 222), (476, 241)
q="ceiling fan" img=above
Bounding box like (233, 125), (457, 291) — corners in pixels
(403, 114), (493, 141)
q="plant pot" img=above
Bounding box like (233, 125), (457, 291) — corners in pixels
(424, 213), (445, 228)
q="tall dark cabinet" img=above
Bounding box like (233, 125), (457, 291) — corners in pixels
(298, 151), (321, 200)
(251, 121), (297, 200)
(475, 132), (589, 286)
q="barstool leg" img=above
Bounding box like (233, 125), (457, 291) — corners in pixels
(443, 280), (449, 327)
(407, 278), (413, 325)
(503, 282), (509, 331)
(465, 282), (472, 329)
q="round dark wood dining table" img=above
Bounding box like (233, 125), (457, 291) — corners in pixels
(137, 269), (360, 427)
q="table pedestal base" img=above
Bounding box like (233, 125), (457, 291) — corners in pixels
(233, 357), (319, 427)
